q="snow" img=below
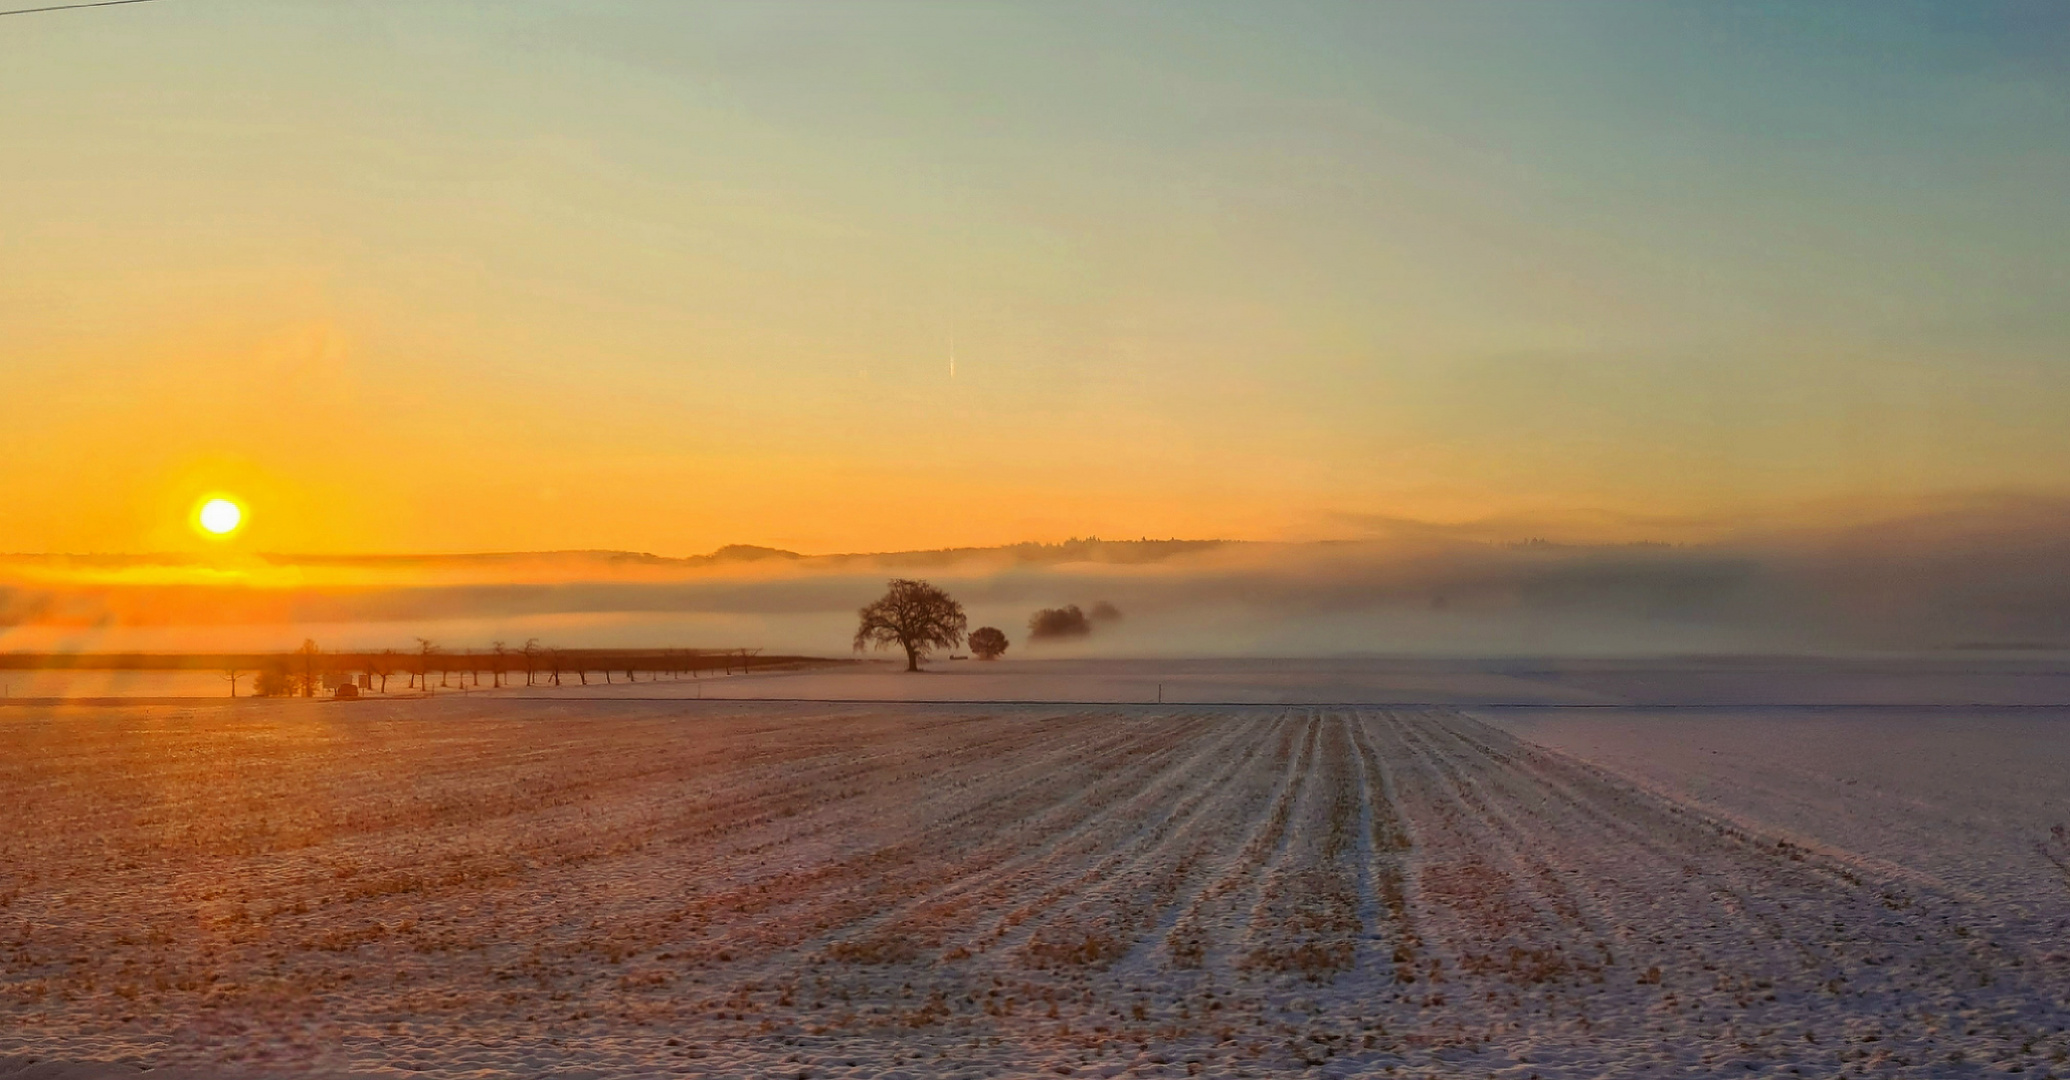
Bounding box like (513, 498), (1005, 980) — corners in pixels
(418, 654), (2070, 707)
(1, 668), (2065, 1077)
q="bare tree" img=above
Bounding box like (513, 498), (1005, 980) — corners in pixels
(370, 650), (396, 693)
(255, 662), (294, 698)
(223, 667), (243, 698)
(546, 647), (564, 687)
(297, 639), (321, 697)
(521, 638), (540, 686)
(855, 579), (967, 672)
(414, 637), (438, 693)
(969, 627), (1009, 660)
(490, 641), (507, 688)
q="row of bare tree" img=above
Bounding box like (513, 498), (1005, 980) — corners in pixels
(230, 640), (774, 698)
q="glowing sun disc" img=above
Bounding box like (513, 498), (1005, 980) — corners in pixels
(198, 498), (243, 535)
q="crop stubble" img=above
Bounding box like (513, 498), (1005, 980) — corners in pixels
(1, 699), (2063, 1077)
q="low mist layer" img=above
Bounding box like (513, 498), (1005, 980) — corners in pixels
(5, 497), (2069, 658)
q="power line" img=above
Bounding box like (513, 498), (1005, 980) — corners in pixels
(0, 0), (164, 16)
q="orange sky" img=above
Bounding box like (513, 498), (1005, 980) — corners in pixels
(6, 4), (2067, 557)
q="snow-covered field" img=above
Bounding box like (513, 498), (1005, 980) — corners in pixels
(2, 688), (2066, 1078)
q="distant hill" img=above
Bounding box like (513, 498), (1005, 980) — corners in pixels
(0, 538), (1235, 575)
(816, 537), (1229, 568)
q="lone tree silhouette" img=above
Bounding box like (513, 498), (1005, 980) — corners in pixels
(855, 579), (967, 672)
(969, 626), (1009, 660)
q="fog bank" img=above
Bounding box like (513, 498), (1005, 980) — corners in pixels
(6, 498), (2069, 657)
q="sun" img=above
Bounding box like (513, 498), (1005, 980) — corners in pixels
(197, 498), (244, 536)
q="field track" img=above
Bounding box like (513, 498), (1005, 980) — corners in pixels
(1, 699), (2064, 1078)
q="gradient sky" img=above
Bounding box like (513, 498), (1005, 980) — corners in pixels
(5, 0), (2067, 556)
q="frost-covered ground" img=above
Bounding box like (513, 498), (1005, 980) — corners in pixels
(1483, 708), (2070, 982)
(1, 686), (2066, 1078)
(480, 655), (2070, 708)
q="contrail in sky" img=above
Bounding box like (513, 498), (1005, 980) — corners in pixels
(0, 0), (163, 15)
